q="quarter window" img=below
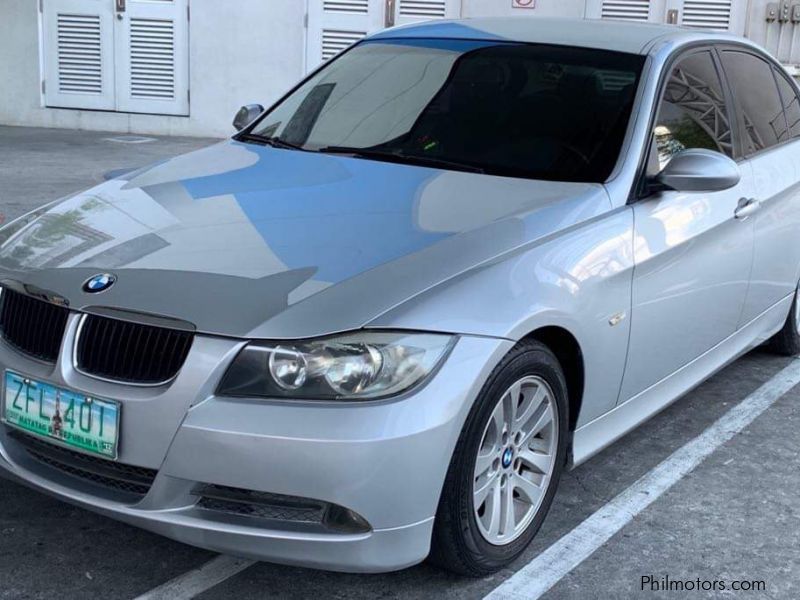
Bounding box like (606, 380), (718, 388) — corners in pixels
(721, 51), (788, 154)
(652, 51), (732, 172)
(773, 68), (800, 140)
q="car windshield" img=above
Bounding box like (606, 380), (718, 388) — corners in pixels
(248, 39), (645, 183)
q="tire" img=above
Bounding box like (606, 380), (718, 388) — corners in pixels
(768, 286), (800, 356)
(429, 340), (569, 576)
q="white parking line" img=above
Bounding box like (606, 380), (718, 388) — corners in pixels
(484, 359), (800, 600)
(133, 555), (255, 600)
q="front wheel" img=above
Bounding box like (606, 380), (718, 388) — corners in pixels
(768, 285), (800, 356)
(429, 340), (569, 576)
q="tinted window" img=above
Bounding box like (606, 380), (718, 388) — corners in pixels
(249, 40), (645, 183)
(774, 68), (800, 140)
(721, 51), (787, 154)
(652, 51), (732, 171)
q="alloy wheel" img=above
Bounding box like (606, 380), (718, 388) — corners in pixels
(472, 375), (559, 546)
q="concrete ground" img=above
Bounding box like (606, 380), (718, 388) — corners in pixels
(0, 125), (798, 599)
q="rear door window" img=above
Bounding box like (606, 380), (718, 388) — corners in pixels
(773, 68), (800, 140)
(721, 51), (789, 154)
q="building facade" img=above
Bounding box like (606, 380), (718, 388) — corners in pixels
(1, 0), (798, 138)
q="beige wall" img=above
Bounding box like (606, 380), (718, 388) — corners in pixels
(0, 0), (307, 138)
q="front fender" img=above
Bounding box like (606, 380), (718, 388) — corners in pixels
(369, 205), (635, 427)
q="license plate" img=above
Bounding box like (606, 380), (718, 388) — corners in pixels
(2, 371), (120, 459)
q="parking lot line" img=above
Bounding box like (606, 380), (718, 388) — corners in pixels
(483, 358), (800, 600)
(132, 555), (255, 600)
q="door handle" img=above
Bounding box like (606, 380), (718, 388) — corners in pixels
(735, 197), (761, 220)
(116, 0), (125, 12)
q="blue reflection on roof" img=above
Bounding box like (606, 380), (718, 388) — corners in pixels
(368, 21), (509, 42)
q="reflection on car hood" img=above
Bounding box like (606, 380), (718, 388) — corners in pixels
(0, 141), (609, 338)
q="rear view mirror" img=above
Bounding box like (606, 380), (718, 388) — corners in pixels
(233, 104), (264, 131)
(655, 149), (741, 193)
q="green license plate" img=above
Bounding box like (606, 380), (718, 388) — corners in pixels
(2, 371), (120, 459)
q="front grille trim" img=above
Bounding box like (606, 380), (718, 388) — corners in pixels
(0, 288), (69, 363)
(74, 314), (194, 387)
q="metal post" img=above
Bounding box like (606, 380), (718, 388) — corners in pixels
(667, 9), (679, 24)
(386, 0), (396, 28)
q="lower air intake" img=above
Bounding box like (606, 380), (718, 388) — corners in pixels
(195, 483), (371, 533)
(9, 430), (157, 499)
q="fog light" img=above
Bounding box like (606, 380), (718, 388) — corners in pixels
(324, 504), (372, 533)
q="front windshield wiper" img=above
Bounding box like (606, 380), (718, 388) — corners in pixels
(239, 138), (486, 174)
(239, 133), (305, 151)
(318, 146), (486, 174)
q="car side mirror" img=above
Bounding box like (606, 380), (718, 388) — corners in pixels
(654, 149), (741, 193)
(233, 104), (264, 131)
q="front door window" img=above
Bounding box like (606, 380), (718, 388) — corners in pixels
(650, 50), (733, 172)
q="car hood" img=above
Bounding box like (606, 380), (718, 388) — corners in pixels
(0, 141), (610, 338)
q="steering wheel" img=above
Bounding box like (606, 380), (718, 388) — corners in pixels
(526, 136), (592, 168)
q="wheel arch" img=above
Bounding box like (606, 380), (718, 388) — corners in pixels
(521, 326), (585, 463)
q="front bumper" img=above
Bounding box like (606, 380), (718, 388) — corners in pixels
(0, 320), (512, 573)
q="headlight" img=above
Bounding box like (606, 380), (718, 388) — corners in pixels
(218, 331), (455, 400)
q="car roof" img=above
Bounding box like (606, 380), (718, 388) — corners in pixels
(367, 17), (733, 55)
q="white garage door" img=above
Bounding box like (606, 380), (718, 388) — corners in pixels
(587, 0), (744, 33)
(392, 0), (461, 26)
(668, 0), (744, 33)
(592, 0), (662, 22)
(41, 0), (189, 116)
(307, 0), (384, 68)
(306, 0), (461, 70)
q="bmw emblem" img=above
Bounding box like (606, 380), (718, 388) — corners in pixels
(83, 273), (116, 294)
(502, 447), (514, 469)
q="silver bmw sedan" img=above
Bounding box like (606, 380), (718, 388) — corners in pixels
(1, 17), (799, 576)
